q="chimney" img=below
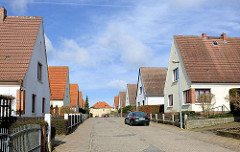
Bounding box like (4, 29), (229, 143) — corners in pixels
(0, 7), (7, 22)
(202, 33), (207, 40)
(221, 33), (226, 41)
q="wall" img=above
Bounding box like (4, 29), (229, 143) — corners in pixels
(24, 21), (51, 117)
(147, 96), (164, 105)
(50, 100), (64, 108)
(164, 38), (191, 113)
(0, 85), (20, 116)
(90, 108), (112, 117)
(136, 72), (146, 107)
(63, 71), (71, 106)
(125, 89), (130, 106)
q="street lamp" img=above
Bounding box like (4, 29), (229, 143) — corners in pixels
(172, 60), (183, 129)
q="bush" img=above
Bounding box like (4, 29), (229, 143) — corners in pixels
(51, 119), (68, 135)
(60, 106), (76, 115)
(181, 111), (197, 116)
(9, 120), (48, 133)
(208, 113), (233, 118)
(229, 88), (240, 116)
(138, 105), (163, 114)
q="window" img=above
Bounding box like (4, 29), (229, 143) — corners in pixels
(212, 41), (218, 45)
(42, 98), (45, 113)
(140, 86), (142, 95)
(195, 89), (211, 103)
(37, 62), (42, 81)
(32, 94), (36, 113)
(183, 90), (191, 104)
(173, 68), (179, 81)
(168, 95), (173, 106)
(142, 100), (145, 106)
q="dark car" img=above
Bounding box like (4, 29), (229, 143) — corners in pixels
(125, 112), (150, 126)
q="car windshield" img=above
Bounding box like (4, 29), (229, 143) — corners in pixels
(134, 112), (147, 117)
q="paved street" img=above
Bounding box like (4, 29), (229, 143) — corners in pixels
(54, 118), (240, 152)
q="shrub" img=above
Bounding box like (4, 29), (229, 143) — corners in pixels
(208, 113), (233, 118)
(138, 105), (163, 114)
(181, 111), (196, 116)
(51, 119), (68, 135)
(228, 88), (240, 116)
(9, 120), (48, 133)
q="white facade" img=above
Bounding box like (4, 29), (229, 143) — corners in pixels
(0, 21), (51, 117)
(125, 89), (130, 106)
(136, 71), (164, 108)
(164, 38), (240, 113)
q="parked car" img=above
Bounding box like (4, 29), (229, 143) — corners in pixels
(125, 112), (150, 126)
(102, 114), (109, 117)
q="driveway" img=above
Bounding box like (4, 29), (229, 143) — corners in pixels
(53, 117), (240, 152)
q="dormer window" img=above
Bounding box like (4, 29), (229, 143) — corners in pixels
(212, 41), (218, 45)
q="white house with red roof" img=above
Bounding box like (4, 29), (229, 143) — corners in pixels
(48, 66), (71, 108)
(90, 101), (112, 117)
(0, 7), (50, 117)
(164, 33), (240, 113)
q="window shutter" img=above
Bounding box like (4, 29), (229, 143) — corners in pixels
(16, 90), (25, 114)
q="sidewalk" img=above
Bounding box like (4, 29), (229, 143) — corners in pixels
(53, 118), (93, 152)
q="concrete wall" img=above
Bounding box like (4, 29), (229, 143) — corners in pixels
(164, 38), (191, 113)
(147, 96), (164, 105)
(23, 21), (51, 117)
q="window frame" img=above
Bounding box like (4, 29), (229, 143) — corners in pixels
(183, 89), (191, 104)
(195, 89), (211, 103)
(168, 94), (173, 107)
(173, 68), (179, 82)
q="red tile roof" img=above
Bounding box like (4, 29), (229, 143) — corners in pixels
(78, 91), (83, 108)
(0, 10), (42, 82)
(174, 34), (240, 83)
(70, 84), (78, 107)
(92, 101), (112, 109)
(119, 92), (126, 108)
(127, 84), (137, 105)
(114, 96), (119, 109)
(140, 67), (167, 96)
(48, 66), (68, 100)
(82, 99), (86, 108)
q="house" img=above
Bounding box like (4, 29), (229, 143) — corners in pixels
(164, 33), (240, 113)
(0, 7), (50, 117)
(48, 66), (71, 108)
(125, 84), (137, 107)
(78, 91), (83, 108)
(114, 96), (119, 110)
(136, 67), (167, 108)
(70, 84), (79, 112)
(118, 92), (126, 109)
(90, 101), (112, 117)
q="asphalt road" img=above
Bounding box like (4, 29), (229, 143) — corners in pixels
(53, 117), (240, 152)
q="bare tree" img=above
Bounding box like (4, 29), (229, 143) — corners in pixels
(197, 93), (215, 118)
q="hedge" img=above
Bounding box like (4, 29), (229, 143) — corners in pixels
(138, 105), (164, 114)
(51, 119), (68, 135)
(9, 120), (48, 133)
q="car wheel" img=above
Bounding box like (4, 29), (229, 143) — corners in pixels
(144, 122), (149, 126)
(130, 120), (133, 126)
(125, 119), (127, 124)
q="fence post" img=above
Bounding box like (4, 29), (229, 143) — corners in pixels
(184, 114), (188, 129)
(150, 114), (152, 120)
(162, 114), (165, 123)
(155, 114), (158, 122)
(64, 113), (68, 120)
(172, 114), (175, 125)
(44, 114), (51, 152)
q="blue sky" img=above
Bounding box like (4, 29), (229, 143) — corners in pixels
(1, 0), (240, 107)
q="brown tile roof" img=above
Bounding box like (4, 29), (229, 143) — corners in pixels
(140, 67), (167, 96)
(78, 91), (83, 108)
(119, 92), (126, 107)
(174, 34), (240, 83)
(92, 101), (112, 109)
(48, 66), (68, 100)
(0, 10), (42, 82)
(82, 99), (86, 107)
(127, 84), (137, 105)
(114, 96), (119, 108)
(70, 84), (78, 107)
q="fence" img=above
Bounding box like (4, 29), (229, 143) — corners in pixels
(0, 124), (42, 152)
(64, 114), (88, 132)
(150, 113), (181, 127)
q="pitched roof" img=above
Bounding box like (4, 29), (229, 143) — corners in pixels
(174, 34), (240, 83)
(48, 66), (68, 100)
(92, 101), (112, 109)
(127, 84), (137, 105)
(114, 96), (119, 108)
(82, 99), (86, 107)
(0, 9), (42, 82)
(78, 91), (83, 108)
(70, 84), (78, 107)
(140, 67), (167, 96)
(119, 92), (126, 107)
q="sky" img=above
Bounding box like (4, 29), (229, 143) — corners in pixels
(1, 0), (240, 107)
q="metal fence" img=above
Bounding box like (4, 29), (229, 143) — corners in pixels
(0, 124), (42, 152)
(64, 114), (88, 132)
(0, 96), (12, 126)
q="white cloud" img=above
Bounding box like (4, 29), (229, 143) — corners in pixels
(44, 34), (55, 52)
(9, 0), (33, 14)
(107, 80), (127, 91)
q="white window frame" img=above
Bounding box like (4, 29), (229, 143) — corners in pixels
(173, 68), (179, 82)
